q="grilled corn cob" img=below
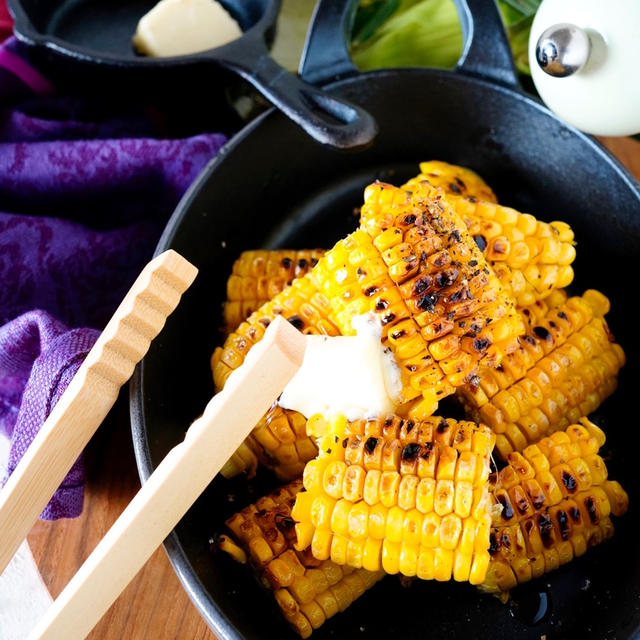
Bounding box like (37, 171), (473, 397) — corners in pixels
(291, 414), (496, 584)
(458, 290), (625, 459)
(402, 165), (576, 307)
(220, 478), (385, 638)
(212, 273), (339, 479)
(480, 418), (629, 601)
(356, 182), (524, 388)
(223, 249), (325, 333)
(402, 160), (498, 203)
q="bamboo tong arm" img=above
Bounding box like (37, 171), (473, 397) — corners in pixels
(27, 314), (306, 640)
(0, 250), (198, 575)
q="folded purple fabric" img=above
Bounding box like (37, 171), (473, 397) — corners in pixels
(0, 34), (228, 518)
(0, 311), (99, 518)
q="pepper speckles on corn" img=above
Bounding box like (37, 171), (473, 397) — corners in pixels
(402, 160), (499, 203)
(223, 249), (325, 333)
(458, 290), (625, 459)
(358, 181), (524, 380)
(402, 162), (576, 307)
(480, 418), (629, 601)
(221, 478), (385, 638)
(292, 414), (496, 584)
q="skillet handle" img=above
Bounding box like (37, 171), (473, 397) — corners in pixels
(215, 33), (377, 150)
(300, 0), (520, 90)
(454, 0), (520, 89)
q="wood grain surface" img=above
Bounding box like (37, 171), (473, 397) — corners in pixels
(26, 136), (640, 640)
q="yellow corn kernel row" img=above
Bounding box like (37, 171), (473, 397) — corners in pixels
(480, 419), (629, 600)
(223, 249), (325, 333)
(403, 160), (499, 203)
(212, 274), (339, 479)
(292, 414), (496, 584)
(458, 291), (625, 458)
(222, 478), (385, 638)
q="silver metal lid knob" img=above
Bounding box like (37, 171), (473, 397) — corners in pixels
(535, 23), (591, 77)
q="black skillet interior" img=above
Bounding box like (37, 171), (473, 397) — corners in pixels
(130, 1), (640, 639)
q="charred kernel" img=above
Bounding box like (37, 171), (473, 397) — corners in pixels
(364, 286), (378, 297)
(274, 514), (296, 532)
(417, 293), (438, 311)
(473, 234), (488, 251)
(437, 418), (449, 433)
(468, 259), (478, 267)
(364, 437), (378, 455)
(449, 182), (462, 194)
(413, 275), (433, 295)
(449, 287), (469, 303)
(357, 267), (365, 276)
(405, 420), (415, 433)
(255, 508), (267, 518)
(342, 438), (348, 448)
(500, 532), (511, 548)
(450, 230), (462, 243)
(533, 326), (552, 340)
(473, 337), (491, 351)
(538, 514), (554, 547)
(496, 494), (514, 520)
(568, 506), (581, 523)
(489, 532), (500, 555)
(297, 258), (308, 269)
(375, 299), (390, 311)
(531, 494), (545, 510)
(524, 519), (533, 535)
(384, 417), (394, 426)
(281, 257), (293, 269)
(433, 253), (449, 267)
(585, 496), (599, 524)
(287, 315), (304, 330)
(403, 213), (417, 225)
(436, 269), (459, 287)
(522, 334), (537, 346)
(401, 442), (421, 461)
(556, 510), (570, 540)
(420, 442), (434, 459)
(515, 495), (529, 515)
(549, 320), (557, 329)
(391, 329), (406, 339)
(561, 471), (578, 493)
(381, 313), (396, 325)
(557, 310), (568, 320)
(310, 258), (319, 266)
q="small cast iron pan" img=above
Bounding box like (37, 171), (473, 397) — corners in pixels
(6, 0), (377, 149)
(130, 0), (640, 638)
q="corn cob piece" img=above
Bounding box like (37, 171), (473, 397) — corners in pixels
(402, 160), (498, 203)
(223, 249), (325, 333)
(458, 290), (625, 459)
(212, 273), (339, 479)
(356, 182), (524, 397)
(291, 414), (496, 584)
(480, 418), (629, 601)
(220, 478), (385, 638)
(402, 171), (576, 307)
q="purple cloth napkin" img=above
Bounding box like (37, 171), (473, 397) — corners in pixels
(0, 35), (228, 519)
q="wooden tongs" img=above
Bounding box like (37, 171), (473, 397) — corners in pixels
(0, 249), (306, 639)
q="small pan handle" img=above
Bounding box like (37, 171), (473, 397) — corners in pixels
(455, 0), (520, 89)
(214, 30), (378, 150)
(300, 0), (520, 91)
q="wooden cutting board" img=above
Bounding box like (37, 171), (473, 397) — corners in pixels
(27, 135), (640, 640)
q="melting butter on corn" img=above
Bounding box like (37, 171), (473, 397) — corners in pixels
(279, 313), (402, 421)
(132, 0), (242, 57)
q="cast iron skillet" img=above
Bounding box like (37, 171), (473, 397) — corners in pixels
(6, 0), (376, 148)
(130, 0), (640, 638)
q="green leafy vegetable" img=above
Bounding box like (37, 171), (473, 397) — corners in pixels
(350, 0), (541, 75)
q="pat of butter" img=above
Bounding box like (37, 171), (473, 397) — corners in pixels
(133, 0), (242, 57)
(278, 313), (403, 421)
